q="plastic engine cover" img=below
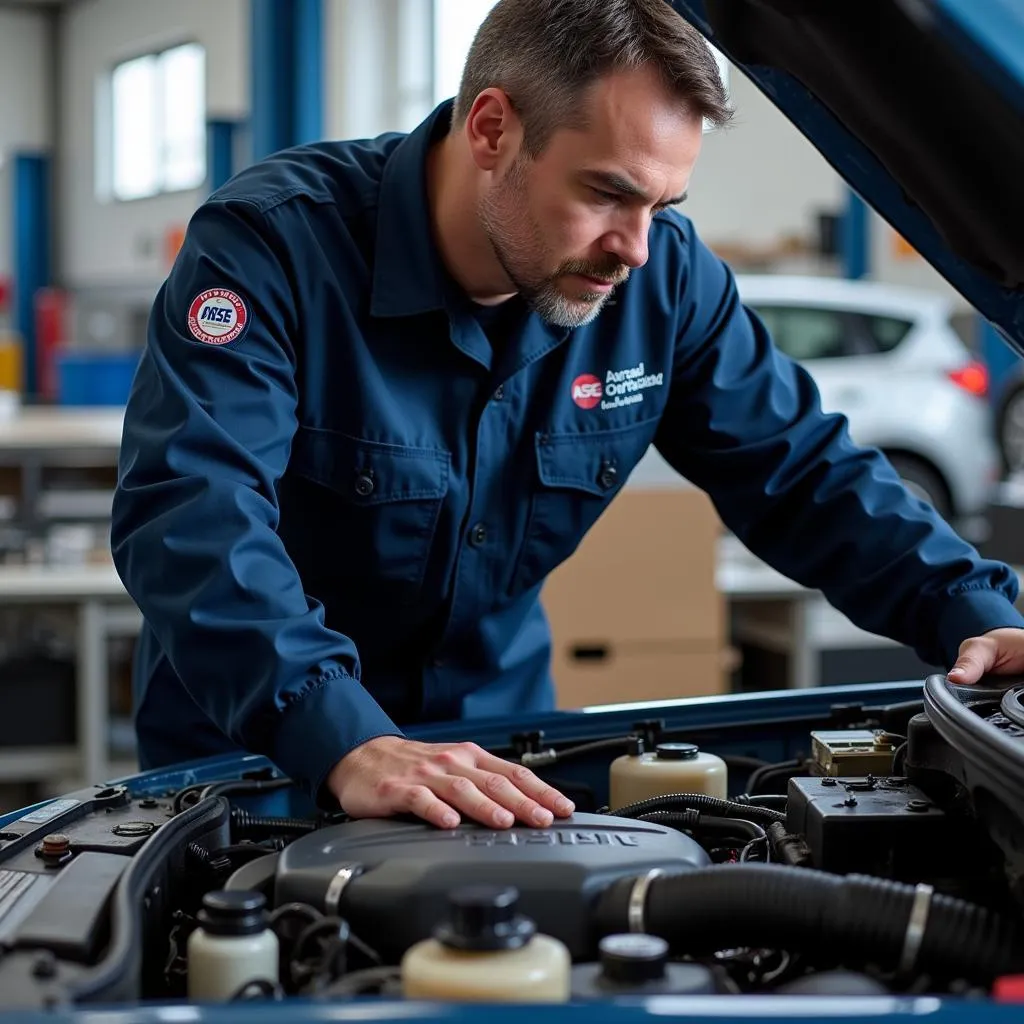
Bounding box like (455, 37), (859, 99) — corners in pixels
(274, 812), (709, 960)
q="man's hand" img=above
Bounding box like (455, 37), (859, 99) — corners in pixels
(326, 735), (575, 830)
(947, 627), (1024, 685)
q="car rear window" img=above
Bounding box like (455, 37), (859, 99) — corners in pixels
(748, 305), (849, 361)
(947, 310), (981, 355)
(862, 314), (913, 353)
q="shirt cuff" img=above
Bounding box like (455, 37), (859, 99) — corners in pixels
(936, 588), (1024, 667)
(270, 670), (405, 804)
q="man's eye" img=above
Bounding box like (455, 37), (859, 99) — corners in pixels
(591, 188), (619, 204)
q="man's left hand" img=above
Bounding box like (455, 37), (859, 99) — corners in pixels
(946, 627), (1024, 684)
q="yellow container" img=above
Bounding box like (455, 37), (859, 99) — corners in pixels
(0, 331), (23, 392)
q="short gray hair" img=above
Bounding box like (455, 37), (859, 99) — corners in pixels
(452, 0), (733, 156)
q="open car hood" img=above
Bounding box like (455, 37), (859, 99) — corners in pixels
(670, 0), (1024, 353)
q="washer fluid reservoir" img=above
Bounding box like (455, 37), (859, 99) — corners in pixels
(609, 739), (728, 809)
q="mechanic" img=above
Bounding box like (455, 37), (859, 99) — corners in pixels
(110, 0), (1024, 833)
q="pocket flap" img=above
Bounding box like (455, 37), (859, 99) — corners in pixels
(292, 428), (449, 505)
(535, 421), (656, 496)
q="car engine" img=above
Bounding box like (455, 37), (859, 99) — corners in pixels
(0, 673), (1023, 1010)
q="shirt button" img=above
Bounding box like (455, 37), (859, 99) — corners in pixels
(354, 471), (375, 497)
(469, 523), (488, 546)
(598, 461), (619, 490)
(493, 384), (505, 401)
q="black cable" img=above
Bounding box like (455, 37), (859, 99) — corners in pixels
(269, 902), (322, 932)
(734, 794), (789, 810)
(595, 864), (1024, 985)
(229, 978), (285, 1001)
(746, 758), (805, 795)
(520, 736), (630, 767)
(172, 776), (292, 815)
(610, 793), (786, 826)
(289, 917), (350, 993)
(739, 835), (769, 862)
(317, 966), (403, 997)
(636, 810), (767, 850)
(721, 755), (770, 773)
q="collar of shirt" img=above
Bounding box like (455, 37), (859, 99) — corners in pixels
(369, 100), (571, 375)
(370, 99), (458, 321)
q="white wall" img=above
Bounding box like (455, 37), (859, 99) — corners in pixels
(686, 67), (845, 253)
(324, 0), (432, 143)
(0, 8), (53, 287)
(58, 0), (249, 291)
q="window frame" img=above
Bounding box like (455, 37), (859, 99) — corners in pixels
(101, 40), (207, 204)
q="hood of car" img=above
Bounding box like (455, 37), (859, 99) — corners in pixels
(670, 0), (1024, 353)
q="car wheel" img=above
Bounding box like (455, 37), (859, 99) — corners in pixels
(997, 383), (1024, 474)
(884, 453), (954, 520)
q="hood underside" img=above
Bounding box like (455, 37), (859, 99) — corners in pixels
(671, 0), (1024, 352)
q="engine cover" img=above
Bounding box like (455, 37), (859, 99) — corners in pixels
(274, 812), (709, 961)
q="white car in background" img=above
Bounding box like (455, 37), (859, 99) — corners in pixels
(733, 275), (998, 526)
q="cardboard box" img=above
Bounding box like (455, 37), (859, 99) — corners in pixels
(541, 486), (724, 645)
(550, 640), (729, 709)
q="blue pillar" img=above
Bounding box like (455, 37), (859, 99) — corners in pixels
(12, 154), (51, 398)
(294, 0), (324, 147)
(207, 119), (241, 192)
(979, 315), (1020, 407)
(841, 188), (869, 280)
(250, 0), (323, 162)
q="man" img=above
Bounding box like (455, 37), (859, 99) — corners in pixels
(111, 0), (1024, 832)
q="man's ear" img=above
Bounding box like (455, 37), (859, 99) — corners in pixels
(463, 88), (523, 173)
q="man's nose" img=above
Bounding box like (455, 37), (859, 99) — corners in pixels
(603, 215), (650, 270)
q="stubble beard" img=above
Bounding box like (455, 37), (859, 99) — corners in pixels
(477, 157), (628, 329)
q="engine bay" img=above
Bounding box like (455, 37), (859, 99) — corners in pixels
(1, 673), (1023, 1011)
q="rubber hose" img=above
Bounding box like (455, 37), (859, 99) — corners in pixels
(610, 793), (786, 826)
(594, 864), (1024, 985)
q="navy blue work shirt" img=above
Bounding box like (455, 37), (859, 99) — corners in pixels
(111, 100), (1024, 802)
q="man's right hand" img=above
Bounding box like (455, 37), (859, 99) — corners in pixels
(325, 735), (575, 830)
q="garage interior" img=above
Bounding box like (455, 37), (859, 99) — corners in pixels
(0, 0), (1020, 817)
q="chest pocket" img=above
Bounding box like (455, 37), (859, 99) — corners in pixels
(284, 427), (450, 605)
(508, 418), (658, 597)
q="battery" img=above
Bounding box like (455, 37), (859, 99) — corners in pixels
(786, 775), (958, 883)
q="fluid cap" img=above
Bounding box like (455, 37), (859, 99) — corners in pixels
(435, 885), (537, 951)
(655, 743), (699, 761)
(197, 890), (269, 937)
(599, 934), (669, 983)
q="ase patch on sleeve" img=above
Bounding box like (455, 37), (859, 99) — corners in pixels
(187, 288), (250, 346)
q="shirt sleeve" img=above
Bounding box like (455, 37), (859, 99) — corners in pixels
(653, 221), (1024, 669)
(110, 196), (403, 801)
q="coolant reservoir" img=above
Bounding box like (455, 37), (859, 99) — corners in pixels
(609, 739), (728, 809)
(401, 885), (571, 1003)
(187, 890), (279, 1002)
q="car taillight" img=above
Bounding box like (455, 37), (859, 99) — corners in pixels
(948, 361), (989, 398)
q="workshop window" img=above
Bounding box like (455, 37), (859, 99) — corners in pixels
(104, 43), (206, 202)
(433, 0), (498, 107)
